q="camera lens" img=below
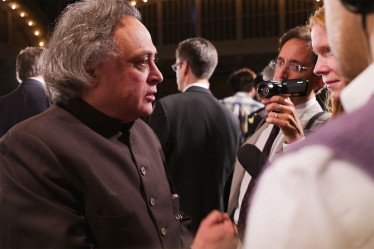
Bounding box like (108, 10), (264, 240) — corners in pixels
(257, 82), (271, 98)
(257, 81), (283, 98)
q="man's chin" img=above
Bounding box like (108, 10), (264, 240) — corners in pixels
(142, 107), (154, 117)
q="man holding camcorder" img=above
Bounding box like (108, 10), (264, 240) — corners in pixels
(227, 24), (331, 246)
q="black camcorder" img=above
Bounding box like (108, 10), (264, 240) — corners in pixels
(257, 78), (308, 98)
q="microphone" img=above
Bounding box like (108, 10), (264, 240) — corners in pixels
(237, 143), (268, 179)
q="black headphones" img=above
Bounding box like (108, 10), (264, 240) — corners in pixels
(340, 0), (374, 14)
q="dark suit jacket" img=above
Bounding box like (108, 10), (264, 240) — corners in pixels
(0, 102), (193, 248)
(148, 86), (240, 232)
(0, 78), (51, 137)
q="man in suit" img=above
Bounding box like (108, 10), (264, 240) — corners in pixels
(148, 37), (241, 233)
(0, 1), (238, 248)
(228, 25), (330, 242)
(0, 46), (51, 137)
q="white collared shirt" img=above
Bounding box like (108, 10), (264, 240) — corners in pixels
(183, 82), (209, 92)
(29, 76), (45, 86)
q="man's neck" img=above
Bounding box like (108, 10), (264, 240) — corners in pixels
(182, 79), (210, 92)
(290, 93), (314, 106)
(28, 76), (45, 84)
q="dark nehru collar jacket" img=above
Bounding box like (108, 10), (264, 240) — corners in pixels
(0, 98), (193, 248)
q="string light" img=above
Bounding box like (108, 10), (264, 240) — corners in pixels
(128, 0), (151, 7)
(2, 0), (151, 47)
(1, 0), (47, 46)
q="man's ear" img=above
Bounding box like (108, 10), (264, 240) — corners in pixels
(88, 67), (99, 87)
(249, 86), (256, 95)
(182, 61), (189, 76)
(87, 68), (95, 78)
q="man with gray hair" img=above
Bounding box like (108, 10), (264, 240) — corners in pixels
(0, 1), (238, 248)
(0, 46), (51, 137)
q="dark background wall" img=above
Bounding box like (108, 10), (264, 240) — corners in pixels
(0, 0), (322, 100)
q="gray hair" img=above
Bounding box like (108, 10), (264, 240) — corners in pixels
(261, 64), (275, 81)
(16, 47), (44, 82)
(176, 37), (218, 79)
(43, 0), (141, 103)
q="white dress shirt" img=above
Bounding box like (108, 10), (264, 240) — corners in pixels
(183, 82), (209, 92)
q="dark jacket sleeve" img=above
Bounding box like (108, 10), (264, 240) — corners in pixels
(148, 100), (173, 159)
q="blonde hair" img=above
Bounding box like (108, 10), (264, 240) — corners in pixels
(308, 6), (344, 117)
(308, 7), (325, 29)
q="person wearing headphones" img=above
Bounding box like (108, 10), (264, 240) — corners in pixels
(243, 0), (374, 248)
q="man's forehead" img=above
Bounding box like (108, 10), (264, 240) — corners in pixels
(113, 17), (157, 55)
(280, 38), (311, 52)
(278, 39), (314, 63)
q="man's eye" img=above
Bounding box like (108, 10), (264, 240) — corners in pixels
(320, 47), (332, 57)
(138, 59), (150, 67)
(136, 56), (157, 69)
(289, 64), (298, 70)
(276, 60), (284, 67)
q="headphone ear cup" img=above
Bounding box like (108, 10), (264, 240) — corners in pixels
(340, 0), (374, 14)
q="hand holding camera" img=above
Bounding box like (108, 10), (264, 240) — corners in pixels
(261, 93), (305, 144)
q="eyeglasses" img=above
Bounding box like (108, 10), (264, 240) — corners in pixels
(269, 59), (310, 73)
(171, 62), (182, 72)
